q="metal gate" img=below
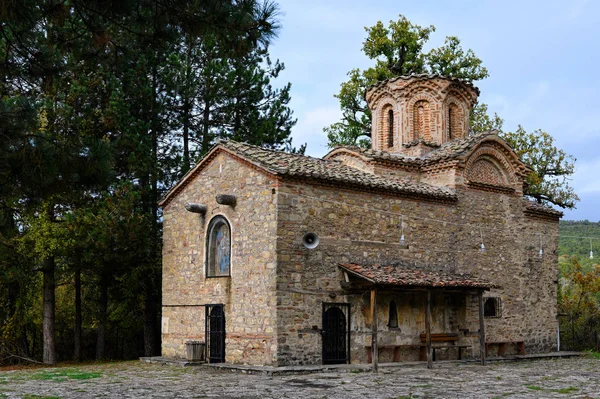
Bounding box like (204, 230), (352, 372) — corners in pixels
(322, 303), (351, 364)
(205, 304), (225, 363)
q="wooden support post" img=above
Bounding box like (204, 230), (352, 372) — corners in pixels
(478, 291), (486, 366)
(370, 287), (378, 373)
(426, 290), (432, 369)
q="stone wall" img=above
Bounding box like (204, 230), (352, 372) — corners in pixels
(274, 180), (558, 365)
(161, 151), (279, 365)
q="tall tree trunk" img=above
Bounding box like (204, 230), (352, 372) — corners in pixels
(74, 267), (82, 361)
(182, 99), (190, 172)
(233, 95), (242, 139)
(144, 34), (162, 357)
(42, 255), (56, 364)
(201, 97), (211, 154)
(95, 274), (109, 360)
(181, 36), (194, 173)
(21, 328), (30, 358)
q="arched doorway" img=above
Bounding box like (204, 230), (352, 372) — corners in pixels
(206, 304), (225, 363)
(322, 303), (350, 364)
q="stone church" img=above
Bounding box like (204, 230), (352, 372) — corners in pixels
(159, 74), (562, 367)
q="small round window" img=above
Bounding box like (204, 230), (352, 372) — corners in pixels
(206, 216), (231, 277)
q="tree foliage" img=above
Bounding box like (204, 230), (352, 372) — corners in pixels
(0, 0), (296, 364)
(325, 15), (488, 148)
(558, 256), (600, 351)
(503, 127), (578, 209)
(470, 107), (578, 209)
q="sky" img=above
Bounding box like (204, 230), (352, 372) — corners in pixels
(267, 0), (600, 221)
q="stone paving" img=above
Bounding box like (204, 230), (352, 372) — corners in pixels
(1, 357), (599, 399)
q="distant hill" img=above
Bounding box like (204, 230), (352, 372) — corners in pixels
(559, 220), (600, 272)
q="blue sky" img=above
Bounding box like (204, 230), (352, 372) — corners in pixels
(268, 0), (599, 221)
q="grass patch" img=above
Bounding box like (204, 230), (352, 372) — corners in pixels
(586, 350), (600, 359)
(22, 395), (62, 399)
(30, 369), (102, 382)
(555, 387), (579, 394)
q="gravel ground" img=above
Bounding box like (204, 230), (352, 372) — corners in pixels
(1, 357), (599, 399)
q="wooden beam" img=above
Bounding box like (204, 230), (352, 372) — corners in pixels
(426, 290), (432, 369)
(370, 287), (378, 373)
(478, 291), (486, 366)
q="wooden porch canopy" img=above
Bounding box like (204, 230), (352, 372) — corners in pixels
(338, 263), (497, 371)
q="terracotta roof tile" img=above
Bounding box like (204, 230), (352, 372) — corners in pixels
(365, 74), (481, 97)
(329, 131), (498, 166)
(522, 199), (563, 218)
(220, 140), (456, 200)
(339, 263), (497, 289)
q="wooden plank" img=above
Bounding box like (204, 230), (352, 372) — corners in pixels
(371, 288), (378, 372)
(426, 290), (432, 369)
(478, 291), (486, 365)
(419, 333), (459, 342)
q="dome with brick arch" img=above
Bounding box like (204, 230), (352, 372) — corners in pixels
(365, 74), (480, 156)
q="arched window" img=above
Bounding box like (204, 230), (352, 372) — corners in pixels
(387, 109), (394, 148)
(206, 216), (231, 277)
(413, 100), (430, 140)
(448, 103), (462, 139)
(388, 300), (399, 328)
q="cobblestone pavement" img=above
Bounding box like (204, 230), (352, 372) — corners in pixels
(1, 357), (599, 399)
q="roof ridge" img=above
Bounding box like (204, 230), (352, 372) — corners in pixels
(221, 139), (330, 164)
(365, 73), (481, 96)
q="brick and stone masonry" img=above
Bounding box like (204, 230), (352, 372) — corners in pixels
(159, 74), (561, 366)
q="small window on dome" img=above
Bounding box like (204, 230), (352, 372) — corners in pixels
(448, 103), (462, 139)
(387, 109), (394, 148)
(206, 216), (231, 277)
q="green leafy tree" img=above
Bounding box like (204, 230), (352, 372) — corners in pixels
(558, 257), (600, 350)
(170, 31), (297, 177)
(502, 127), (578, 208)
(0, 0), (290, 365)
(325, 15), (488, 148)
(470, 103), (504, 133)
(222, 47), (297, 150)
(469, 106), (578, 209)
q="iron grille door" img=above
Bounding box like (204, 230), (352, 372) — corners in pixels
(322, 303), (351, 364)
(205, 304), (225, 363)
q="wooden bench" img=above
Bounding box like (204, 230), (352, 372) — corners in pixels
(365, 333), (470, 362)
(485, 340), (525, 356)
(419, 333), (470, 361)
